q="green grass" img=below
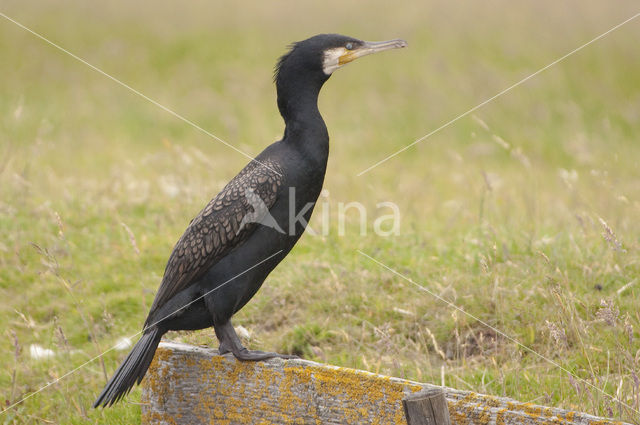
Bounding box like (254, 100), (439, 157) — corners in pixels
(1, 0), (640, 423)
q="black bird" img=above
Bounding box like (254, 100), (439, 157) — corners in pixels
(93, 33), (407, 407)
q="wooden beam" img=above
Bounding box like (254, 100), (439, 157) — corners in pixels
(403, 388), (451, 425)
(141, 341), (630, 425)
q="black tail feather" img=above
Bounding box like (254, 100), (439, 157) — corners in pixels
(93, 328), (162, 408)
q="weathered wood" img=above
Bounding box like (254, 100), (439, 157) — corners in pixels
(141, 341), (630, 425)
(403, 388), (451, 425)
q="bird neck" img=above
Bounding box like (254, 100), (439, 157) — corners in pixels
(278, 79), (329, 159)
(278, 77), (325, 125)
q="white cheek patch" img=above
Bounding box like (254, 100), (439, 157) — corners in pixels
(322, 47), (347, 75)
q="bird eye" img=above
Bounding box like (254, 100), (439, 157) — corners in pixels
(345, 42), (353, 50)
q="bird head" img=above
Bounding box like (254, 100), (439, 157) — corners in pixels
(276, 34), (407, 83)
(275, 34), (407, 121)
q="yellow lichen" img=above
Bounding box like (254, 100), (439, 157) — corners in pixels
(142, 345), (626, 425)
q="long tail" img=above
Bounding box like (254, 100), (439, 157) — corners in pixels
(93, 327), (162, 408)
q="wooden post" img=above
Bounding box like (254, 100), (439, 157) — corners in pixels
(403, 388), (451, 425)
(142, 342), (631, 425)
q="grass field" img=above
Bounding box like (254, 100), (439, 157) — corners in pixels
(1, 1), (639, 423)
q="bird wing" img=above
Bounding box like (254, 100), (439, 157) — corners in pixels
(145, 158), (284, 325)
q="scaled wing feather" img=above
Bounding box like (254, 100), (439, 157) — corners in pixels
(145, 159), (283, 326)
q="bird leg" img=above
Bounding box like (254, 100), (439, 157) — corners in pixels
(214, 320), (297, 361)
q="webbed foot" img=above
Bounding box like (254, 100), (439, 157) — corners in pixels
(214, 320), (297, 361)
(233, 348), (297, 361)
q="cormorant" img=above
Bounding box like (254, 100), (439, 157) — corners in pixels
(93, 33), (407, 407)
